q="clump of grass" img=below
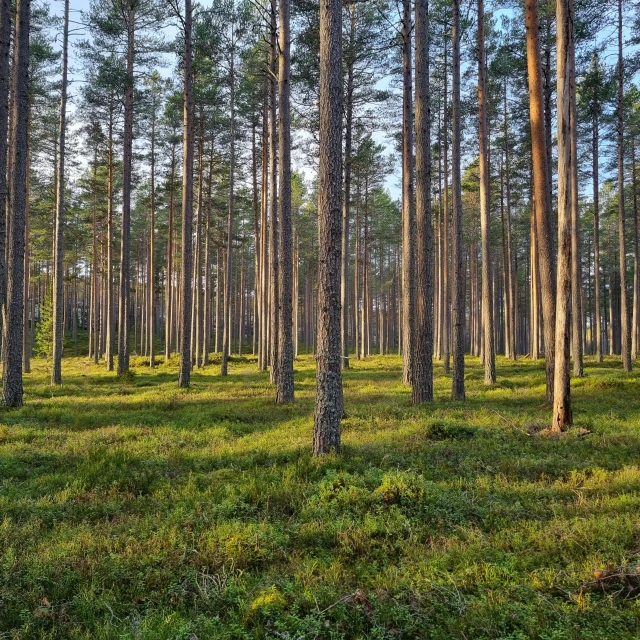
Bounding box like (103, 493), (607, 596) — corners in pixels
(1, 353), (639, 638)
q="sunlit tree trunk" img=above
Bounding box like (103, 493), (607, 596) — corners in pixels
(525, 0), (556, 402)
(149, 92), (157, 369)
(91, 151), (99, 364)
(118, 8), (135, 376)
(178, 0), (194, 387)
(313, 0), (343, 455)
(252, 121), (260, 357)
(259, 82), (269, 371)
(552, 0), (573, 432)
(569, 34), (582, 378)
(442, 41), (451, 374)
(401, 0), (415, 386)
(617, 0), (632, 372)
(3, 0), (30, 407)
(0, 0), (11, 332)
(276, 0), (294, 403)
(222, 44), (236, 376)
(22, 133), (30, 373)
(165, 137), (176, 361)
(477, 0), (495, 384)
(193, 116), (204, 368)
(268, 3), (279, 383)
(412, 0), (433, 404)
(632, 138), (639, 360)
(341, 5), (355, 370)
(451, 0), (465, 400)
(105, 109), (115, 371)
(202, 145), (213, 366)
(52, 0), (69, 385)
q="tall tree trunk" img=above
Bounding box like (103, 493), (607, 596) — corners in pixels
(0, 0), (11, 330)
(436, 112), (442, 360)
(165, 138), (176, 361)
(401, 0), (416, 386)
(193, 116), (204, 368)
(478, 0), (495, 384)
(2, 0), (30, 407)
(276, 0), (294, 403)
(341, 5), (355, 369)
(215, 247), (221, 352)
(632, 138), (639, 359)
(221, 44), (235, 376)
(259, 82), (269, 371)
(313, 0), (343, 455)
(504, 84), (516, 360)
(252, 121), (260, 357)
(202, 144), (213, 366)
(52, 0), (69, 385)
(617, 0), (632, 372)
(500, 157), (511, 359)
(268, 3), (279, 384)
(442, 41), (451, 374)
(354, 177), (360, 359)
(178, 0), (194, 387)
(525, 0), (556, 402)
(569, 34), (583, 377)
(118, 9), (135, 376)
(451, 0), (465, 400)
(412, 0), (433, 404)
(552, 0), (573, 432)
(105, 109), (115, 371)
(22, 134), (30, 373)
(91, 151), (99, 364)
(238, 241), (245, 354)
(149, 94), (156, 368)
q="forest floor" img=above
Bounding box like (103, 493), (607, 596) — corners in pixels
(1, 350), (640, 639)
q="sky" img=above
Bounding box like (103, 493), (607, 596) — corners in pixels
(47, 0), (640, 206)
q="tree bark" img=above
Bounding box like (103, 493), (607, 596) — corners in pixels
(412, 0), (433, 404)
(502, 81), (516, 361)
(268, 2), (279, 384)
(0, 0), (11, 329)
(569, 32), (583, 378)
(221, 44), (235, 376)
(252, 121), (260, 357)
(451, 0), (465, 400)
(552, 0), (573, 432)
(617, 0), (632, 372)
(525, 0), (556, 402)
(632, 137), (639, 359)
(401, 0), (416, 386)
(165, 136), (176, 361)
(442, 41), (451, 374)
(341, 5), (355, 369)
(105, 108), (115, 371)
(259, 82), (269, 371)
(276, 0), (294, 403)
(313, 0), (343, 455)
(149, 91), (157, 368)
(22, 130), (30, 373)
(178, 0), (194, 387)
(2, 0), (30, 407)
(118, 8), (135, 376)
(193, 115), (204, 367)
(202, 144), (213, 365)
(51, 0), (69, 385)
(477, 0), (495, 384)
(91, 150), (99, 364)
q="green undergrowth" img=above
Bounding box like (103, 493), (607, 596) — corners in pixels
(1, 351), (640, 638)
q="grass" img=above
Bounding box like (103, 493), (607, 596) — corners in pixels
(1, 350), (640, 638)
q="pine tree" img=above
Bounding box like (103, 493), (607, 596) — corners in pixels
(313, 0), (343, 455)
